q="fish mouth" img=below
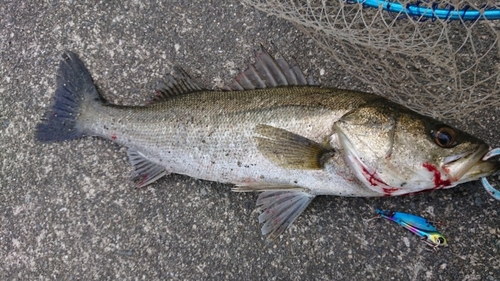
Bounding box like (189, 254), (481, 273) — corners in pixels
(445, 146), (500, 184)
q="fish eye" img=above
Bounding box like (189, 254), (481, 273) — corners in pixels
(437, 237), (445, 244)
(432, 125), (456, 148)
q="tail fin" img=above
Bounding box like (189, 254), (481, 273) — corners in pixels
(36, 51), (102, 142)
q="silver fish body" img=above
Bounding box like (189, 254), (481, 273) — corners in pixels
(82, 87), (381, 197)
(36, 48), (499, 239)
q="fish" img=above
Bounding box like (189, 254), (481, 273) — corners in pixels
(375, 209), (447, 250)
(36, 47), (500, 240)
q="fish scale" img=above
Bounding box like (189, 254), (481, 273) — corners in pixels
(81, 87), (368, 186)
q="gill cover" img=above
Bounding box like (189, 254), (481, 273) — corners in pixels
(334, 99), (492, 195)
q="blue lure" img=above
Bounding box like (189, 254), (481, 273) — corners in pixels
(375, 209), (447, 249)
(480, 148), (500, 200)
(347, 0), (500, 21)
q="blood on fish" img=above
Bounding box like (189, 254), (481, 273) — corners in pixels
(361, 165), (388, 187)
(134, 174), (149, 189)
(382, 187), (401, 196)
(442, 166), (450, 174)
(355, 157), (400, 195)
(111, 134), (117, 140)
(423, 163), (451, 188)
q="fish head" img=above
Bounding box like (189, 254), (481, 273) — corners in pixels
(333, 99), (499, 195)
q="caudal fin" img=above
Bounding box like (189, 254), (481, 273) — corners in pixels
(36, 51), (102, 142)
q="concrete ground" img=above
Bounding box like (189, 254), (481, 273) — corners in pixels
(1, 1), (499, 280)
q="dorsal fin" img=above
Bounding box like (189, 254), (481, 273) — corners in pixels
(150, 66), (206, 103)
(223, 45), (318, 91)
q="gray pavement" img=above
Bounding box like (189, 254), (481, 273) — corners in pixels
(1, 1), (499, 280)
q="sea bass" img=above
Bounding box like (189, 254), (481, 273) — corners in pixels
(36, 48), (499, 239)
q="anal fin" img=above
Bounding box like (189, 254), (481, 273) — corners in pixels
(233, 183), (316, 239)
(127, 148), (168, 188)
(257, 190), (315, 240)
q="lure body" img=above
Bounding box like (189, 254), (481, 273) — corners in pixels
(376, 209), (447, 249)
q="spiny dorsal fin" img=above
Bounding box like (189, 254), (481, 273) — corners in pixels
(255, 124), (334, 170)
(127, 148), (168, 187)
(150, 66), (205, 103)
(223, 46), (318, 91)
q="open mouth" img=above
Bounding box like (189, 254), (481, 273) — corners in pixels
(446, 146), (498, 184)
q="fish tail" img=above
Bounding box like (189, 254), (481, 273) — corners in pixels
(36, 51), (103, 142)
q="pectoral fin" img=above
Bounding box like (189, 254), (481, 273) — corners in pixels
(255, 124), (334, 169)
(127, 148), (168, 188)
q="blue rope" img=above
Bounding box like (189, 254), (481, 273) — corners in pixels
(347, 0), (500, 21)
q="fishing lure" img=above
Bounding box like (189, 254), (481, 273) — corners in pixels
(481, 147), (500, 200)
(347, 0), (500, 21)
(375, 209), (447, 250)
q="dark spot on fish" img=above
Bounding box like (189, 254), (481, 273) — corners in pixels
(225, 153), (229, 157)
(244, 165), (250, 168)
(294, 180), (298, 184)
(237, 161), (242, 167)
(104, 125), (109, 130)
(201, 139), (206, 143)
(260, 175), (264, 179)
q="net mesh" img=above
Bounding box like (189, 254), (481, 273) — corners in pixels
(242, 0), (500, 120)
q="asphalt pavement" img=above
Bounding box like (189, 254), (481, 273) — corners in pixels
(1, 1), (499, 280)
